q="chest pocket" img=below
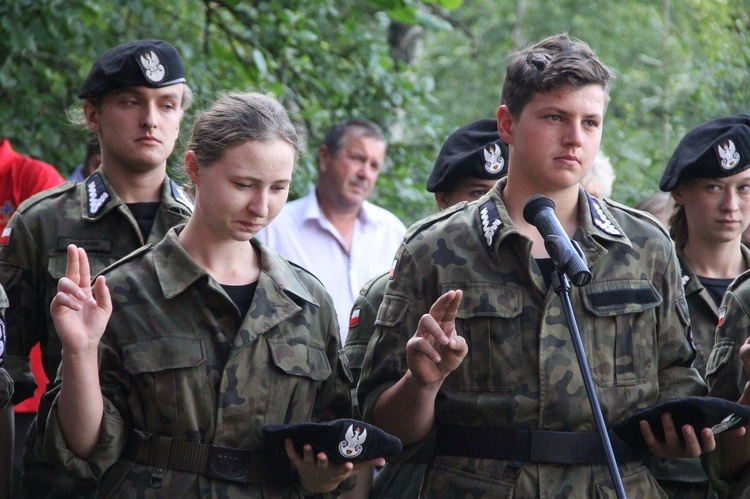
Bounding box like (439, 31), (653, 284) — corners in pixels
(48, 238), (114, 281)
(443, 283), (524, 392)
(581, 279), (661, 387)
(121, 336), (208, 429)
(266, 337), (332, 421)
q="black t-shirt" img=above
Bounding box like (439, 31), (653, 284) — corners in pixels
(126, 202), (160, 239)
(697, 275), (733, 308)
(537, 257), (557, 289)
(221, 281), (258, 318)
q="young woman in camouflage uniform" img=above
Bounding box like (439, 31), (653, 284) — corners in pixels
(44, 92), (381, 497)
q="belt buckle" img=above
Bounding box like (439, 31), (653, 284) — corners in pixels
(205, 445), (251, 483)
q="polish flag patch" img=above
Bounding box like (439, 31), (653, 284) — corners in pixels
(349, 308), (361, 328)
(0, 226), (11, 245)
(389, 258), (398, 279)
(717, 307), (726, 328)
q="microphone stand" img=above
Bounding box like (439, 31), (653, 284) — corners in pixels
(548, 243), (627, 499)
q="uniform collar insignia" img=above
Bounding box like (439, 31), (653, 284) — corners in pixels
(170, 179), (194, 210)
(479, 199), (502, 249)
(588, 196), (622, 237)
(682, 274), (690, 287)
(86, 172), (110, 217)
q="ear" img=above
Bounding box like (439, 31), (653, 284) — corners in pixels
(184, 151), (200, 184)
(317, 145), (331, 173)
(496, 105), (514, 144)
(434, 191), (451, 211)
(83, 102), (101, 133)
(670, 188), (684, 205)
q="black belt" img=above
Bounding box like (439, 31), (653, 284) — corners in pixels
(123, 430), (294, 485)
(436, 424), (641, 465)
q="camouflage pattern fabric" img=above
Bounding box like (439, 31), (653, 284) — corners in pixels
(358, 178), (708, 498)
(704, 268), (750, 496)
(43, 229), (354, 498)
(0, 170), (192, 401)
(0, 170), (192, 497)
(344, 272), (427, 498)
(641, 248), (750, 499)
(681, 245), (750, 378)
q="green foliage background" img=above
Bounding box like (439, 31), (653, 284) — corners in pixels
(2, 0), (749, 225)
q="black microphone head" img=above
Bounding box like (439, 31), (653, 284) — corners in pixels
(523, 194), (556, 225)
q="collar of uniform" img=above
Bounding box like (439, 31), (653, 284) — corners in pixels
(582, 192), (626, 242)
(255, 239), (320, 307)
(154, 227), (319, 308)
(83, 172), (120, 220)
(169, 179), (194, 212)
(676, 253), (700, 294)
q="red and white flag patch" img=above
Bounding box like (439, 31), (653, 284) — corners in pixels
(0, 226), (11, 245)
(349, 308), (361, 328)
(717, 307), (726, 328)
(389, 258), (398, 279)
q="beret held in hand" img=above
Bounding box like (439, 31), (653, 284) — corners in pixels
(263, 418), (403, 463)
(612, 396), (750, 453)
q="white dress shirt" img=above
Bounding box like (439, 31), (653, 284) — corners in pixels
(256, 191), (406, 344)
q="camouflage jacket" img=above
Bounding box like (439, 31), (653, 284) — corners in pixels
(0, 170), (192, 401)
(344, 271), (388, 391)
(44, 228), (353, 498)
(358, 179), (707, 498)
(679, 245), (750, 378)
(704, 269), (750, 497)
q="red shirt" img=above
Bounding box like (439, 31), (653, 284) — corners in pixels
(0, 139), (64, 412)
(0, 139), (65, 230)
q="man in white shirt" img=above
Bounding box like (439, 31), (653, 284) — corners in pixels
(256, 119), (406, 344)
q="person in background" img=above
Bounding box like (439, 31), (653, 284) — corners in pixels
(0, 138), (64, 498)
(357, 33), (719, 497)
(344, 117), (508, 499)
(255, 119), (406, 346)
(649, 115), (750, 498)
(66, 135), (102, 182)
(636, 191), (674, 227)
(43, 91), (382, 497)
(0, 39), (193, 498)
(579, 149), (615, 198)
(660, 115), (750, 379)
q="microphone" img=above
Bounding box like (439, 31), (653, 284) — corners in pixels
(523, 194), (592, 287)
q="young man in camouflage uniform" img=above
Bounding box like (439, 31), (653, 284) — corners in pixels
(345, 118), (508, 498)
(357, 34), (722, 497)
(0, 39), (193, 497)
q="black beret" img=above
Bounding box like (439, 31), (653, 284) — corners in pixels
(79, 39), (186, 99)
(612, 396), (750, 453)
(427, 118), (509, 193)
(660, 114), (750, 191)
(263, 418), (403, 464)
